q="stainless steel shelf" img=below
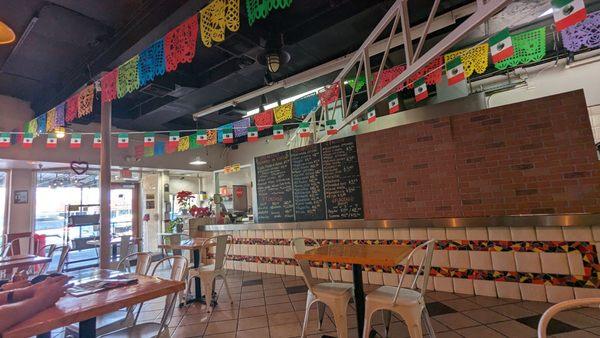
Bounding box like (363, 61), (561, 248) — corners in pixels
(193, 213), (600, 231)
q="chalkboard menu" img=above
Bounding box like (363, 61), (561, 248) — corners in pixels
(321, 137), (364, 219)
(255, 151), (295, 222)
(254, 136), (363, 222)
(291, 144), (326, 221)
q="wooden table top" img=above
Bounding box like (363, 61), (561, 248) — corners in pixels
(3, 268), (185, 338)
(158, 238), (209, 250)
(0, 255), (52, 270)
(294, 244), (413, 266)
(86, 237), (141, 246)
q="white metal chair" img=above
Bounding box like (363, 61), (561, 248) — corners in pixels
(362, 239), (436, 338)
(41, 245), (69, 274)
(102, 255), (188, 338)
(538, 298), (600, 338)
(291, 238), (355, 338)
(182, 234), (234, 312)
(35, 244), (57, 275)
(66, 252), (154, 337)
(1, 242), (11, 257)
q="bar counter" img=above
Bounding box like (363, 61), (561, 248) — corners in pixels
(191, 214), (600, 303)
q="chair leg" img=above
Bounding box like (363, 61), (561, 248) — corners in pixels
(301, 293), (317, 338)
(362, 303), (374, 338)
(202, 276), (215, 313)
(221, 276), (234, 304)
(422, 308), (436, 338)
(331, 298), (349, 338)
(403, 307), (424, 338)
(381, 310), (392, 338)
(317, 302), (326, 330)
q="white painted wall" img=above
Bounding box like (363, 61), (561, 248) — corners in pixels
(6, 169), (35, 234)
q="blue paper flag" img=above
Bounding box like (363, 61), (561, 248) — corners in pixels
(138, 39), (166, 86)
(293, 94), (319, 118)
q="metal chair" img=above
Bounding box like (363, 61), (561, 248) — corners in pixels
(36, 244), (57, 275)
(291, 238), (355, 338)
(9, 237), (34, 256)
(44, 245), (70, 274)
(538, 298), (600, 338)
(1, 242), (12, 257)
(66, 252), (153, 337)
(182, 234), (234, 312)
(362, 239), (436, 338)
(102, 255), (189, 338)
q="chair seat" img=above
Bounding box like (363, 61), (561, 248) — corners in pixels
(313, 282), (354, 296)
(101, 322), (169, 338)
(366, 285), (422, 306)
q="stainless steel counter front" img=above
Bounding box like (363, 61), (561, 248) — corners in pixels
(192, 213), (600, 231)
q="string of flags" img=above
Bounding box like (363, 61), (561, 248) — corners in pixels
(6, 2), (594, 155)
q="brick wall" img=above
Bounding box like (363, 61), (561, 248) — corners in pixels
(357, 90), (600, 219)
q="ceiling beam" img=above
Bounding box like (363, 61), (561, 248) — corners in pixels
(193, 1), (478, 120)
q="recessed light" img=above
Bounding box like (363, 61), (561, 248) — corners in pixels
(190, 158), (207, 166)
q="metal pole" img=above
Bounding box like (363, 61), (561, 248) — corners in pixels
(99, 100), (112, 269)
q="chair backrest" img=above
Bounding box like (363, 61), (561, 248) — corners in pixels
(118, 235), (131, 259)
(394, 239), (436, 302)
(149, 255), (188, 336)
(10, 237), (33, 255)
(1, 243), (11, 257)
(36, 244), (57, 275)
(45, 245), (69, 274)
(117, 252), (153, 275)
(291, 238), (317, 291)
(202, 234), (232, 270)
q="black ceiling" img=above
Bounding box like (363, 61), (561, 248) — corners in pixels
(0, 0), (473, 131)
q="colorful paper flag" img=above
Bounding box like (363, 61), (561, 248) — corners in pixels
(247, 126), (258, 142)
(388, 93), (400, 114)
(46, 134), (58, 149)
(144, 133), (155, 147)
(197, 130), (208, 145)
(168, 132), (180, 149)
(0, 133), (10, 148)
(222, 128), (234, 144)
(93, 133), (102, 149)
(272, 125), (284, 140)
(117, 133), (129, 149)
(351, 119), (359, 131)
(446, 57), (465, 86)
(22, 133), (33, 148)
(298, 122), (311, 138)
(70, 133), (82, 149)
(489, 28), (514, 64)
(552, 0), (586, 31)
(367, 109), (377, 123)
(414, 78), (428, 102)
(326, 119), (337, 135)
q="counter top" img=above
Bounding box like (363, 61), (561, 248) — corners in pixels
(191, 213), (600, 231)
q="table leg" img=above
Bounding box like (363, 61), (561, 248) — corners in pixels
(193, 249), (202, 302)
(79, 317), (96, 337)
(112, 243), (118, 259)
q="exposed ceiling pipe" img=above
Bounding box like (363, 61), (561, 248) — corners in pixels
(0, 16), (38, 72)
(192, 2), (478, 120)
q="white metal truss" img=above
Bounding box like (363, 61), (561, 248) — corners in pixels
(192, 2), (483, 122)
(314, 0), (512, 143)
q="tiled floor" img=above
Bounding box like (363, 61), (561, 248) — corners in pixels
(134, 270), (600, 338)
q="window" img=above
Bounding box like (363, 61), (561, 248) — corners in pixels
(0, 172), (6, 237)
